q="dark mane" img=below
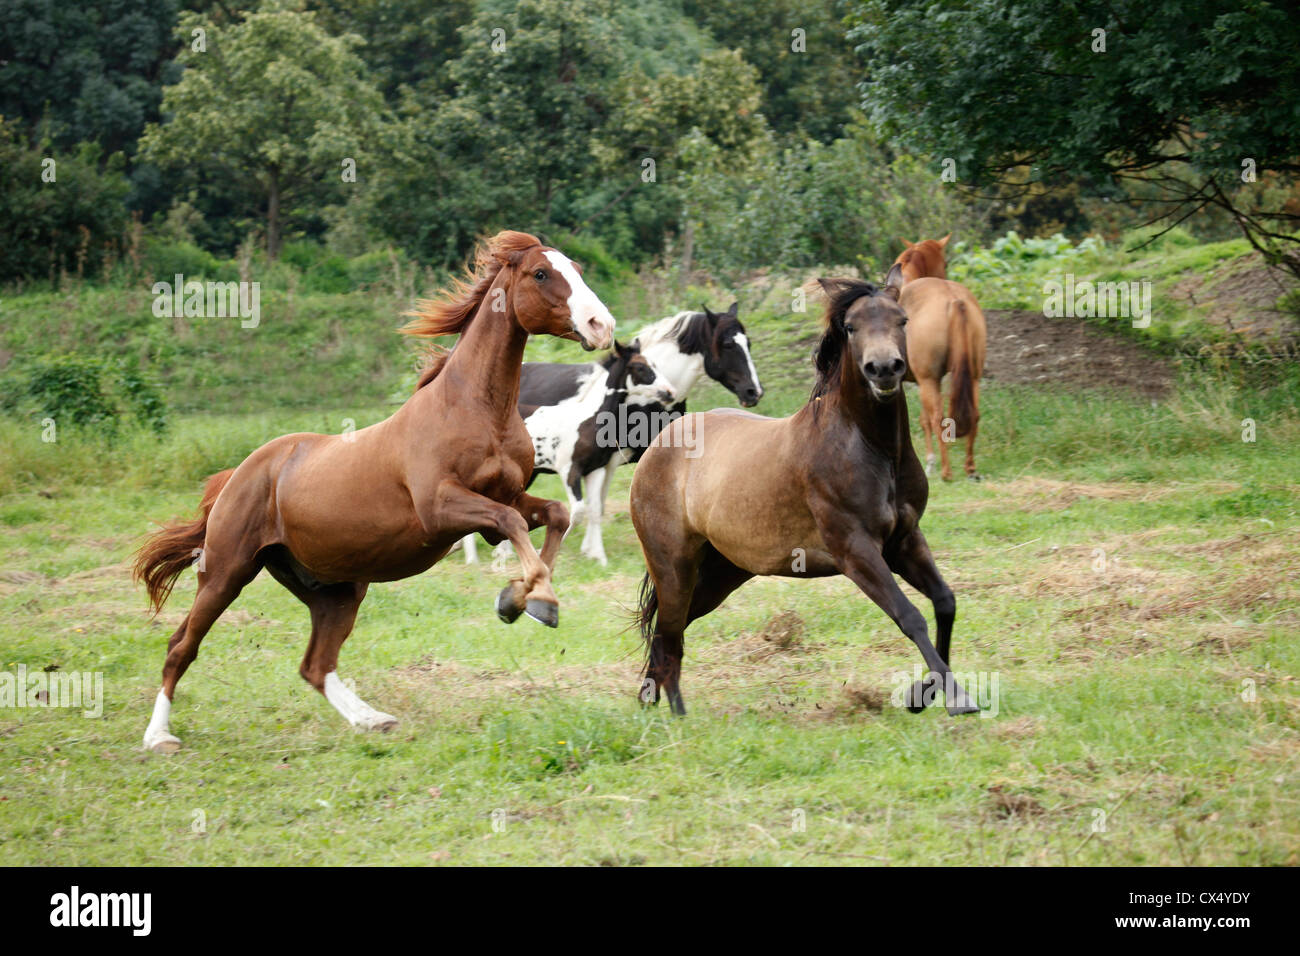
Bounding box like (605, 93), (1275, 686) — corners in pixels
(810, 278), (882, 403)
(672, 310), (743, 359)
(671, 312), (714, 356)
(401, 230), (541, 390)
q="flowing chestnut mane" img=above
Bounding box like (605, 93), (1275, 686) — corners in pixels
(809, 277), (883, 403)
(402, 230), (542, 389)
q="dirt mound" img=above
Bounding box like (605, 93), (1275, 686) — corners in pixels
(1168, 252), (1298, 339)
(983, 309), (1174, 396)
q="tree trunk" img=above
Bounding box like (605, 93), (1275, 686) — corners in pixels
(680, 216), (694, 291)
(267, 167), (281, 261)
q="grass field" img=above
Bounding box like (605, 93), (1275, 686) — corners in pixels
(1, 353), (1297, 864)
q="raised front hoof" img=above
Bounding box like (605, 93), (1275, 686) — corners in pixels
(524, 599), (559, 628)
(904, 677), (936, 713)
(495, 581), (527, 624)
(143, 731), (182, 754)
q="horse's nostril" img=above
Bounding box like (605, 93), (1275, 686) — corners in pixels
(890, 358), (904, 374)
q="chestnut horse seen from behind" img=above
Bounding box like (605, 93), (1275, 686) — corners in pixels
(133, 231), (614, 753)
(889, 235), (987, 480)
(630, 275), (979, 717)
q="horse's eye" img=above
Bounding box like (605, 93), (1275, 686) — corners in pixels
(843, 323), (854, 334)
(533, 269), (547, 282)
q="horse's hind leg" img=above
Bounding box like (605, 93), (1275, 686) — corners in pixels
(263, 559), (395, 731)
(639, 541), (711, 716)
(964, 380), (981, 480)
(917, 376), (942, 477)
(300, 583), (396, 731)
(143, 562), (259, 753)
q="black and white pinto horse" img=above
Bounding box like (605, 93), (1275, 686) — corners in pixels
(459, 340), (674, 564)
(464, 303), (763, 565)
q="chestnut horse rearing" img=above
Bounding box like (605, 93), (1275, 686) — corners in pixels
(890, 235), (987, 480)
(630, 275), (979, 717)
(133, 230), (614, 753)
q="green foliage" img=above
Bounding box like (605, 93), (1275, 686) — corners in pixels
(5, 354), (167, 437)
(0, 119), (131, 283)
(0, 0), (180, 155)
(682, 126), (980, 277)
(848, 0), (1300, 269)
(139, 7), (390, 259)
(142, 237), (237, 282)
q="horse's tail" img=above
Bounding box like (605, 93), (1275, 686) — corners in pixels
(133, 469), (234, 613)
(635, 571), (659, 674)
(946, 298), (980, 439)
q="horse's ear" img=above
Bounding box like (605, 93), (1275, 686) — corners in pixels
(899, 237), (914, 248)
(491, 248), (526, 268)
(726, 301), (738, 315)
(938, 233), (951, 247)
(883, 263), (905, 300)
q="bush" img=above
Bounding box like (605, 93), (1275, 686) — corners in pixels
(141, 237), (237, 283)
(0, 118), (130, 284)
(5, 355), (168, 438)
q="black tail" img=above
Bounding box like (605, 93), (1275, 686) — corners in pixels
(635, 571), (658, 674)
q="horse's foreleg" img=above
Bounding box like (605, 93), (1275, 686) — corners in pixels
(511, 491), (570, 572)
(429, 482), (559, 628)
(828, 524), (977, 716)
(885, 529), (956, 665)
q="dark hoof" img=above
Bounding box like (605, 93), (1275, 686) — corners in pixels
(946, 696), (981, 716)
(495, 584), (525, 624)
(524, 599), (558, 628)
(667, 692), (687, 717)
(905, 677), (937, 713)
(638, 677), (659, 706)
(967, 472), (983, 482)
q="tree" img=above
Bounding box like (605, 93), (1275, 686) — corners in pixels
(848, 0), (1300, 275)
(593, 48), (769, 272)
(0, 118), (130, 283)
(139, 6), (387, 259)
(0, 0), (180, 155)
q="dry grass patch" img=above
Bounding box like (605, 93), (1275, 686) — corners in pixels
(954, 478), (1240, 514)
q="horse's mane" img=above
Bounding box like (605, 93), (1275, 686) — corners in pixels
(634, 309), (737, 358)
(402, 230), (541, 389)
(632, 311), (695, 351)
(809, 278), (883, 403)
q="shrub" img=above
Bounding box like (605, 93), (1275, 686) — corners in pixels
(9, 355), (168, 437)
(0, 119), (130, 283)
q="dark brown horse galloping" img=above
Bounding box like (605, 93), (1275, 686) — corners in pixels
(134, 230), (614, 752)
(630, 274), (978, 717)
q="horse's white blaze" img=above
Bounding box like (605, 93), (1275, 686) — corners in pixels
(544, 250), (614, 348)
(733, 332), (762, 397)
(323, 672), (397, 730)
(142, 689), (181, 752)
